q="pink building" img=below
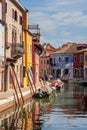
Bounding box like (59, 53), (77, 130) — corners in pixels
(39, 43), (56, 80)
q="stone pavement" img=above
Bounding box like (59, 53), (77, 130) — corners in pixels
(0, 82), (49, 112)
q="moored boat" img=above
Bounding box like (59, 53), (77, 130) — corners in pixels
(33, 87), (50, 98)
(33, 92), (49, 98)
(78, 80), (87, 86)
(50, 79), (64, 90)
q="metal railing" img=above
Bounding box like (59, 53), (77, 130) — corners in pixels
(11, 43), (24, 58)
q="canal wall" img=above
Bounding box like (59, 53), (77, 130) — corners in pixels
(0, 87), (32, 113)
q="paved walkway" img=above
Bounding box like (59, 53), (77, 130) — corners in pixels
(0, 83), (48, 112)
(0, 87), (31, 106)
(0, 83), (42, 106)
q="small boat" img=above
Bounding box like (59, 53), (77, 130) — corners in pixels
(33, 88), (49, 98)
(33, 92), (49, 98)
(50, 79), (64, 90)
(78, 80), (87, 86)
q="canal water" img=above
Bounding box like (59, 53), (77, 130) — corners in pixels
(0, 83), (87, 130)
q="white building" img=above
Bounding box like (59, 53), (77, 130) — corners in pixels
(5, 0), (25, 91)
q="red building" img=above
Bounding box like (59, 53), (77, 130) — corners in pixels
(73, 50), (84, 78)
(73, 44), (87, 78)
(32, 41), (43, 86)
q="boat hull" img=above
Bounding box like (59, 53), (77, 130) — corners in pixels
(78, 81), (87, 86)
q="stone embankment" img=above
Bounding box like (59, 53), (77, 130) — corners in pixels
(0, 81), (52, 113)
(0, 87), (32, 113)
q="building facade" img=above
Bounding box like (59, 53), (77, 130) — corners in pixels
(50, 53), (74, 79)
(29, 24), (43, 86)
(0, 0), (5, 91)
(73, 48), (87, 79)
(39, 43), (56, 79)
(5, 0), (25, 91)
(84, 50), (87, 79)
(50, 42), (78, 80)
(32, 38), (43, 86)
(22, 9), (32, 87)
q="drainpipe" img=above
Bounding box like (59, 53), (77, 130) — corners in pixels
(4, 0), (6, 91)
(4, 25), (7, 91)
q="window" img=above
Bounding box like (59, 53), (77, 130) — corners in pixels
(54, 58), (55, 63)
(12, 9), (18, 22)
(63, 69), (69, 74)
(15, 10), (17, 21)
(80, 54), (83, 63)
(44, 70), (47, 75)
(19, 15), (22, 25)
(12, 29), (17, 44)
(65, 57), (69, 62)
(12, 30), (14, 44)
(50, 58), (52, 63)
(47, 60), (49, 64)
(5, 2), (7, 14)
(74, 56), (77, 62)
(85, 55), (87, 61)
(40, 60), (43, 64)
(23, 66), (26, 77)
(52, 69), (55, 74)
(59, 57), (61, 62)
(44, 60), (46, 64)
(12, 9), (14, 19)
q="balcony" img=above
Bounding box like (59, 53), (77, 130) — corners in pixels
(11, 43), (24, 59)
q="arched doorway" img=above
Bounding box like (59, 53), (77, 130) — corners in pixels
(63, 69), (69, 75)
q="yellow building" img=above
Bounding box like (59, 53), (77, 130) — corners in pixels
(23, 9), (32, 87)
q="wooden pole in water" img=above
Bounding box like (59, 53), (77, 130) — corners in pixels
(11, 66), (24, 103)
(10, 69), (20, 105)
(27, 70), (34, 95)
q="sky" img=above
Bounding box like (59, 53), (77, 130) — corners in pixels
(20, 0), (87, 47)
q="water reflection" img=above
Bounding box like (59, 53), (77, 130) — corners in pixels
(0, 83), (87, 130)
(0, 106), (24, 130)
(0, 100), (33, 130)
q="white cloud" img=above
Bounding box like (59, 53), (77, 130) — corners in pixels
(26, 0), (87, 47)
(29, 10), (87, 34)
(29, 12), (56, 31)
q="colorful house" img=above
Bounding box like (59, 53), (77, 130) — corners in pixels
(22, 9), (32, 87)
(50, 42), (78, 80)
(32, 36), (43, 86)
(29, 25), (43, 86)
(39, 43), (56, 80)
(5, 0), (25, 91)
(73, 48), (87, 79)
